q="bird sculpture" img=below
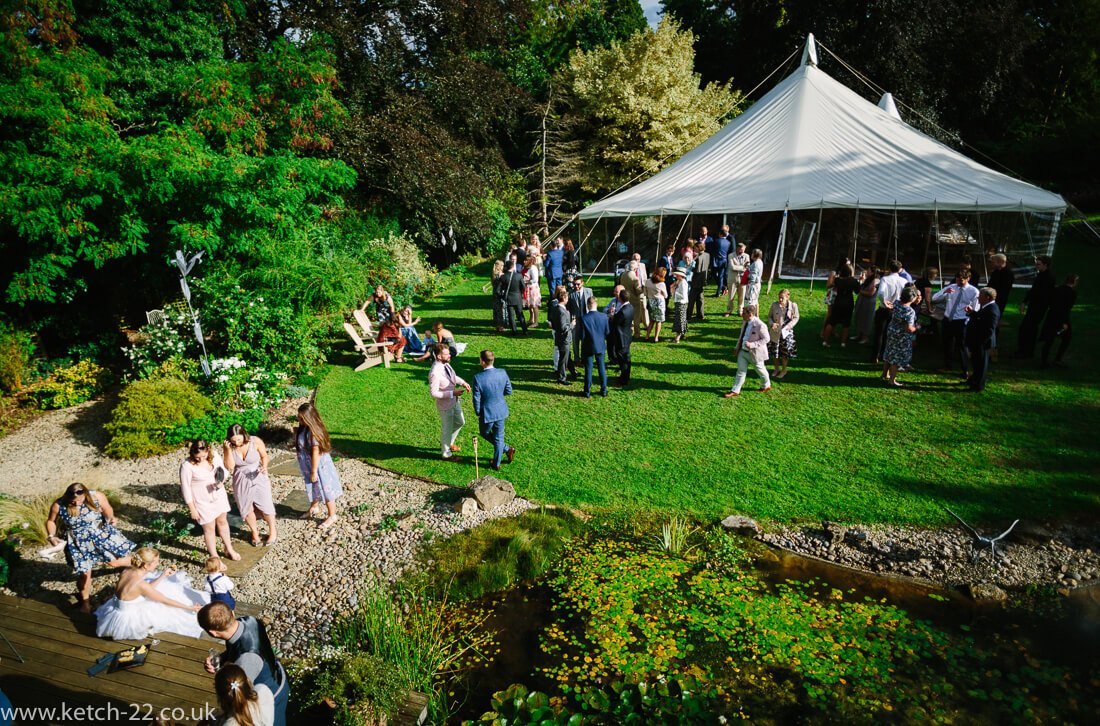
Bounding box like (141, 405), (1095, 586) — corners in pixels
(944, 507), (1019, 569)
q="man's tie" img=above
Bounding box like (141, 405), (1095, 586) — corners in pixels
(445, 363), (456, 384)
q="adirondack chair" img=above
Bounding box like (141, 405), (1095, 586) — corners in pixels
(343, 322), (393, 371)
(352, 308), (378, 340)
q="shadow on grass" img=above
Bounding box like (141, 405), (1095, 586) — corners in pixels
(331, 436), (435, 463)
(885, 476), (1099, 524)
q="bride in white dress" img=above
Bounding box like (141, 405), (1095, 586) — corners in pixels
(95, 546), (210, 640)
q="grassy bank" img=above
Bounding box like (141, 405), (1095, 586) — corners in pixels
(318, 240), (1100, 526)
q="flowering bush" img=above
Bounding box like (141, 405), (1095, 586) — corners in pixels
(123, 307), (196, 380)
(207, 357), (286, 410)
(194, 276), (323, 377)
(27, 360), (112, 409)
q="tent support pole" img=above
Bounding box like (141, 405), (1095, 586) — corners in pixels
(934, 204), (943, 287)
(656, 213), (663, 261)
(586, 216), (631, 282)
(892, 204), (899, 263)
(808, 205), (824, 294)
(767, 206), (789, 295)
(976, 208), (988, 283)
(850, 203), (859, 264)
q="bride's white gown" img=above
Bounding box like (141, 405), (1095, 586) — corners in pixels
(95, 571), (211, 640)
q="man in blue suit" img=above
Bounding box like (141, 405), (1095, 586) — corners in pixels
(965, 288), (1001, 393)
(472, 349), (515, 470)
(544, 238), (565, 297)
(580, 297), (610, 397)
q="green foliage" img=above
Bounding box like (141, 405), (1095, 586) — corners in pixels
(300, 651), (407, 726)
(164, 406), (265, 447)
(123, 308), (194, 380)
(105, 378), (212, 458)
(27, 359), (111, 410)
(0, 494), (57, 546)
(193, 275), (323, 378)
(0, 321), (35, 392)
(413, 508), (586, 602)
(650, 516), (698, 556)
(464, 676), (729, 725)
(0, 531), (21, 587)
(143, 507), (197, 542)
(330, 583), (488, 718)
(548, 17), (742, 198)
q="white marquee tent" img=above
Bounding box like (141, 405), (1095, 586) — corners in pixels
(579, 36), (1067, 218)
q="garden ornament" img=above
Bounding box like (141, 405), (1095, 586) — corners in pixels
(174, 248), (212, 377)
(944, 507), (1019, 569)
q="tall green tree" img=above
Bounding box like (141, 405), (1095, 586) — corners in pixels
(0, 0), (354, 332)
(546, 17), (741, 202)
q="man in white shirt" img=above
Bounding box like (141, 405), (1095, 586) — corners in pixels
(725, 241), (750, 316)
(932, 269), (980, 377)
(428, 344), (471, 461)
(872, 260), (907, 362)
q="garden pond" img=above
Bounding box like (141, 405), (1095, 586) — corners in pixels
(446, 532), (1100, 723)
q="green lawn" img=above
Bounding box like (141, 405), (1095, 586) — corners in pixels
(318, 241), (1100, 526)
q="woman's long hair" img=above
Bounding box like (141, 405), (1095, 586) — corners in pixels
(214, 664), (259, 726)
(61, 482), (91, 517)
(296, 402), (332, 453)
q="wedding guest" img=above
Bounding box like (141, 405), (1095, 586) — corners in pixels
(1039, 274), (1079, 368)
(881, 286), (921, 387)
(223, 424), (276, 547)
(644, 268), (668, 342)
(295, 402), (342, 529)
(180, 440), (240, 562)
(767, 289), (800, 379)
(215, 664), (275, 726)
(724, 304), (771, 397)
(45, 483), (136, 612)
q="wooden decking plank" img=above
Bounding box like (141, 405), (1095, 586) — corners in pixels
(0, 640), (215, 714)
(0, 628), (215, 694)
(0, 604), (213, 671)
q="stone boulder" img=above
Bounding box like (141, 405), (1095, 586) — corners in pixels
(967, 582), (1007, 602)
(454, 497), (479, 517)
(720, 515), (760, 536)
(469, 476), (516, 511)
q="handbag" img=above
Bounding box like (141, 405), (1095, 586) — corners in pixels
(740, 268), (750, 285)
(824, 287), (837, 305)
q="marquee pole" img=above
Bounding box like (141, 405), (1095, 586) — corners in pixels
(808, 204), (824, 294)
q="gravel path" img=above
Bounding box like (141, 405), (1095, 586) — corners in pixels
(0, 397), (534, 657)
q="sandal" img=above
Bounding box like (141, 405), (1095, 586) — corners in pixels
(299, 506), (320, 520)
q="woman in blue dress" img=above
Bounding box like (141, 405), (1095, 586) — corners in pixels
(45, 483), (136, 612)
(295, 401), (343, 529)
(881, 285), (922, 387)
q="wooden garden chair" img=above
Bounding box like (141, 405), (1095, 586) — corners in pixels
(352, 308), (379, 340)
(343, 322), (394, 371)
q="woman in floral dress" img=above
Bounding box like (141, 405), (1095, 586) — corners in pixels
(881, 285), (922, 387)
(45, 483), (136, 612)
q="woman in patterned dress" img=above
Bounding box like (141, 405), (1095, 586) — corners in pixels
(670, 268), (690, 343)
(882, 285), (922, 387)
(767, 288), (800, 378)
(45, 483), (136, 612)
(296, 401), (343, 529)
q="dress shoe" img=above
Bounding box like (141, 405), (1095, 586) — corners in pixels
(444, 455), (463, 463)
(490, 463), (501, 471)
(506, 446), (516, 464)
(600, 391), (608, 397)
(723, 391), (740, 398)
(582, 393), (591, 398)
(759, 386), (771, 393)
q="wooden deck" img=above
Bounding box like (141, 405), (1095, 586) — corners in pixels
(0, 593), (218, 724)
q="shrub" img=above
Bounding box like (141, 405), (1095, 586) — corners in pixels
(413, 507), (585, 601)
(205, 357), (286, 409)
(165, 406), (266, 447)
(123, 308), (196, 380)
(0, 322), (35, 393)
(27, 360), (111, 410)
(193, 275), (324, 377)
(105, 378), (212, 458)
(0, 494), (56, 545)
(302, 651), (407, 726)
(363, 232), (438, 308)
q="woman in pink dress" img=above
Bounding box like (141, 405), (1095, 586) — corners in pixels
(180, 440), (240, 561)
(223, 423), (277, 547)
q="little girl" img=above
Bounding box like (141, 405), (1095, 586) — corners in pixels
(295, 401), (343, 529)
(203, 556), (236, 609)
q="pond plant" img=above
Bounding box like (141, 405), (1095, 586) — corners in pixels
(431, 520), (1100, 723)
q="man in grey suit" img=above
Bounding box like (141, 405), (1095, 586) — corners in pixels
(471, 350), (515, 471)
(548, 287), (574, 384)
(566, 277), (593, 378)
